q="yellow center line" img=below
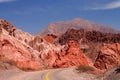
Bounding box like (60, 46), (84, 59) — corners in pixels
(45, 72), (51, 80)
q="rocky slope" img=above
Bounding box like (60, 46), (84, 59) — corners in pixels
(59, 28), (120, 45)
(38, 18), (120, 36)
(0, 19), (92, 70)
(94, 43), (120, 70)
(40, 40), (92, 68)
(0, 19), (33, 44)
(0, 18), (120, 72)
(0, 19), (42, 70)
(28, 36), (91, 68)
(58, 28), (120, 70)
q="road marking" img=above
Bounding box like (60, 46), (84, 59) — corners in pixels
(45, 72), (50, 80)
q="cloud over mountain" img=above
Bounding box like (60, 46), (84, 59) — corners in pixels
(86, 0), (120, 10)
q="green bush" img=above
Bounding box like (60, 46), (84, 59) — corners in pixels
(76, 65), (94, 73)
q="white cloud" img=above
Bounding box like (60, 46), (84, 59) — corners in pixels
(86, 0), (120, 10)
(0, 0), (16, 3)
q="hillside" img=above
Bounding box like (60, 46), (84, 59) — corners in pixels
(0, 18), (120, 72)
(38, 18), (120, 36)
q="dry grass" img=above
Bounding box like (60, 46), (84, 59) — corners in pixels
(76, 65), (95, 73)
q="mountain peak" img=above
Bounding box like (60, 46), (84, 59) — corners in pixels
(38, 18), (119, 36)
(72, 18), (87, 22)
(71, 18), (95, 24)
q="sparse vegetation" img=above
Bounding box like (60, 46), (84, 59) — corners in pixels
(76, 65), (94, 73)
(115, 66), (120, 73)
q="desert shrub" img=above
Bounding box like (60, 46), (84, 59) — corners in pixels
(115, 66), (120, 73)
(76, 65), (94, 73)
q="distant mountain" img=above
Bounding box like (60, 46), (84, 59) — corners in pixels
(38, 18), (120, 36)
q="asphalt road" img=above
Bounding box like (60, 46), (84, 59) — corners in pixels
(0, 68), (71, 80)
(0, 68), (102, 80)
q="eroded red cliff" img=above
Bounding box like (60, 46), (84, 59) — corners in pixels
(1, 19), (120, 71)
(94, 43), (120, 70)
(0, 33), (42, 70)
(0, 19), (42, 70)
(40, 40), (91, 68)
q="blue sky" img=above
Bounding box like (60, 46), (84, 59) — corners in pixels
(0, 0), (120, 34)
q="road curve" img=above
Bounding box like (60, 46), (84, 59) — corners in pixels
(0, 68), (70, 80)
(0, 68), (99, 80)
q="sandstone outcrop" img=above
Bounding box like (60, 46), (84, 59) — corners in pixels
(0, 19), (16, 36)
(53, 40), (91, 68)
(0, 33), (42, 70)
(13, 29), (33, 44)
(58, 28), (120, 70)
(0, 19), (33, 44)
(0, 19), (42, 70)
(40, 40), (91, 68)
(29, 35), (43, 52)
(94, 43), (120, 70)
(44, 34), (57, 43)
(1, 18), (120, 71)
(59, 28), (120, 45)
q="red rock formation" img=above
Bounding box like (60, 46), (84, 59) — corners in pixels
(58, 28), (120, 70)
(13, 29), (33, 44)
(53, 40), (91, 68)
(1, 18), (120, 71)
(0, 19), (16, 36)
(0, 19), (33, 44)
(44, 34), (57, 43)
(0, 34), (41, 70)
(40, 40), (91, 68)
(0, 19), (92, 70)
(0, 19), (42, 70)
(29, 36), (43, 52)
(94, 43), (120, 70)
(59, 28), (120, 45)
